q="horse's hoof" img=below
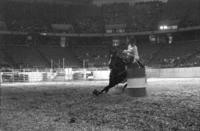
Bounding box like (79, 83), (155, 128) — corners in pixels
(93, 89), (100, 96)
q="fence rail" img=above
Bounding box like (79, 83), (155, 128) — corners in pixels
(0, 67), (110, 83)
(1, 66), (200, 84)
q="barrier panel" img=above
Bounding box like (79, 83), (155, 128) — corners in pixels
(146, 67), (200, 78)
(65, 68), (73, 80)
(92, 70), (110, 80)
(2, 72), (15, 82)
(0, 72), (2, 83)
(42, 73), (48, 81)
(71, 68), (86, 80)
(1, 66), (200, 84)
(27, 72), (43, 82)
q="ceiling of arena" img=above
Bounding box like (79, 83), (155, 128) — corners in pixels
(4, 0), (168, 5)
(4, 0), (92, 5)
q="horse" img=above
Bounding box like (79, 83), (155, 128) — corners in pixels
(93, 50), (127, 96)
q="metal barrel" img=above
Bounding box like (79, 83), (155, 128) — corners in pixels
(125, 63), (147, 97)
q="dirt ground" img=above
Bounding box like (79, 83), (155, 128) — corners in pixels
(0, 79), (200, 131)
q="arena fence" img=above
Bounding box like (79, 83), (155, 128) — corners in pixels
(0, 68), (110, 83)
(1, 66), (200, 84)
(146, 66), (200, 78)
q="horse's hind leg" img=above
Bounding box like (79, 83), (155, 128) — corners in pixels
(100, 85), (112, 94)
(100, 80), (117, 94)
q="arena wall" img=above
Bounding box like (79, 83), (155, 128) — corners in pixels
(92, 70), (110, 80)
(146, 67), (200, 78)
(1, 67), (200, 83)
(85, 67), (200, 79)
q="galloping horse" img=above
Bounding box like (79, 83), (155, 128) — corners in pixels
(93, 50), (127, 96)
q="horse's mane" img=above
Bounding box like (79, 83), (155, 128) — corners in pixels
(109, 52), (126, 70)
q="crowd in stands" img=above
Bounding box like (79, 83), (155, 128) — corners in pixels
(38, 46), (80, 68)
(73, 45), (109, 67)
(1, 35), (200, 69)
(128, 1), (164, 32)
(162, 0), (200, 28)
(148, 40), (200, 68)
(102, 3), (129, 25)
(0, 47), (9, 67)
(1, 0), (200, 33)
(1, 0), (200, 69)
(2, 45), (48, 68)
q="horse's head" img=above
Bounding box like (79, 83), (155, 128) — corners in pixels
(109, 50), (127, 69)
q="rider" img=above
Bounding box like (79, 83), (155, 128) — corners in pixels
(123, 38), (144, 68)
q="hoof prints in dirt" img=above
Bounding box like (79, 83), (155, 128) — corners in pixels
(1, 85), (200, 131)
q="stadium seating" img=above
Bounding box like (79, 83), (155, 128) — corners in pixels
(183, 53), (200, 67)
(102, 3), (129, 25)
(0, 44), (82, 68)
(73, 45), (110, 67)
(0, 48), (9, 67)
(162, 0), (200, 27)
(137, 42), (161, 65)
(1, 0), (200, 69)
(1, 39), (200, 69)
(3, 45), (48, 68)
(149, 40), (200, 67)
(132, 1), (164, 32)
(38, 46), (81, 68)
(2, 0), (199, 33)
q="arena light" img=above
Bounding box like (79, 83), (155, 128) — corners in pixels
(159, 26), (164, 30)
(163, 25), (168, 30)
(41, 32), (47, 36)
(159, 25), (169, 30)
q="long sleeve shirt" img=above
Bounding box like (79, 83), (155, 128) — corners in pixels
(124, 44), (140, 61)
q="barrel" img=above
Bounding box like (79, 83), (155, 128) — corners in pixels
(125, 63), (147, 97)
